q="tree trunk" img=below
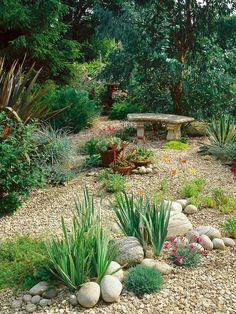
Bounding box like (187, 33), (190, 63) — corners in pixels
(170, 80), (184, 115)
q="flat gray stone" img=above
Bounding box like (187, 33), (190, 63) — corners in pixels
(31, 295), (41, 304)
(29, 281), (48, 296)
(22, 294), (32, 303)
(39, 298), (52, 307)
(42, 287), (57, 299)
(69, 294), (78, 306)
(11, 299), (23, 310)
(25, 303), (37, 313)
(141, 259), (173, 275)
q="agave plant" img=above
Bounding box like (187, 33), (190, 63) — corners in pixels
(207, 114), (236, 146)
(0, 57), (51, 122)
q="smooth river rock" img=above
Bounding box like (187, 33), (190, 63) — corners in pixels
(184, 204), (198, 214)
(76, 282), (100, 308)
(195, 226), (221, 240)
(222, 237), (235, 247)
(176, 199), (188, 209)
(199, 234), (213, 250)
(101, 275), (123, 303)
(106, 261), (124, 282)
(213, 238), (225, 250)
(29, 281), (48, 296)
(141, 259), (172, 275)
(113, 236), (144, 266)
(167, 212), (193, 237)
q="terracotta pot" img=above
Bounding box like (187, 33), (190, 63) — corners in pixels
(132, 159), (151, 168)
(99, 149), (121, 167)
(112, 166), (132, 175)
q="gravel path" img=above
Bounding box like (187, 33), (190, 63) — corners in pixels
(0, 118), (236, 314)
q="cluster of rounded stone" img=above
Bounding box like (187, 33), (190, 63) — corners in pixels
(69, 262), (123, 308)
(185, 226), (235, 251)
(11, 282), (57, 312)
(132, 164), (155, 175)
(163, 199), (198, 215)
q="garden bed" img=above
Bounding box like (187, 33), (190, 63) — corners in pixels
(0, 118), (235, 314)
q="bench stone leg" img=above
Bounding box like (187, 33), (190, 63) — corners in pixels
(166, 123), (181, 141)
(137, 122), (145, 139)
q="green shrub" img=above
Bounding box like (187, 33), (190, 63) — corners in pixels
(49, 87), (99, 132)
(170, 244), (202, 267)
(0, 236), (50, 290)
(222, 218), (236, 238)
(105, 174), (127, 193)
(109, 102), (141, 120)
(124, 265), (163, 296)
(46, 188), (116, 291)
(84, 137), (99, 156)
(162, 141), (189, 150)
(181, 178), (205, 198)
(0, 113), (43, 215)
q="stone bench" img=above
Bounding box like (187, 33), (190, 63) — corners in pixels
(127, 113), (194, 141)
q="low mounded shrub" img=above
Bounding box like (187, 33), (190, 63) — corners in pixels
(84, 136), (99, 156)
(124, 265), (163, 296)
(0, 112), (43, 215)
(0, 236), (50, 290)
(49, 87), (99, 132)
(105, 173), (127, 193)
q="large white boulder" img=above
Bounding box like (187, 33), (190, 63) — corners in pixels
(106, 261), (124, 282)
(167, 212), (193, 237)
(76, 282), (100, 308)
(101, 275), (123, 303)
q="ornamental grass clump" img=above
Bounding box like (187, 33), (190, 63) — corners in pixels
(112, 192), (170, 255)
(124, 265), (163, 297)
(46, 187), (116, 291)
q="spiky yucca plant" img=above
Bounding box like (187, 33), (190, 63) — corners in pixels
(0, 57), (50, 122)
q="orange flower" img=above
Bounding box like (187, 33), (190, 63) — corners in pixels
(180, 159), (187, 165)
(171, 169), (177, 176)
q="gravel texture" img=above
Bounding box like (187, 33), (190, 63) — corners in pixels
(0, 118), (236, 314)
